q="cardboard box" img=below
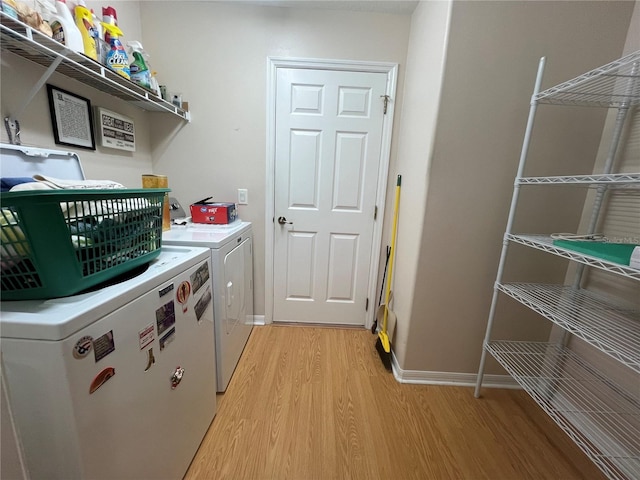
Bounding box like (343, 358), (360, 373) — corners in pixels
(190, 202), (237, 224)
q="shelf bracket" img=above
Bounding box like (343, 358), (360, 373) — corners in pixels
(5, 56), (62, 145)
(12, 56), (62, 120)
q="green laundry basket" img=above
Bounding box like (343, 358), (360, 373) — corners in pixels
(1, 188), (169, 300)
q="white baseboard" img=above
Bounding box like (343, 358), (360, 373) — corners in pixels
(390, 351), (519, 389)
(252, 315), (266, 326)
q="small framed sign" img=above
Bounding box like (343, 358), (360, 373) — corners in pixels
(95, 107), (136, 152)
(46, 84), (96, 150)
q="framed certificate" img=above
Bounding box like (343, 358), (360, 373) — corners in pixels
(46, 84), (96, 150)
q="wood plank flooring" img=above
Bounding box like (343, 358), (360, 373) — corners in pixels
(185, 325), (604, 480)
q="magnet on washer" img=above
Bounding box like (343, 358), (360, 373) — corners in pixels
(144, 348), (155, 372)
(176, 281), (191, 313)
(89, 367), (115, 394)
(73, 335), (93, 359)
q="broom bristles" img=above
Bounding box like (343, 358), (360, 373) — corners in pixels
(375, 337), (392, 371)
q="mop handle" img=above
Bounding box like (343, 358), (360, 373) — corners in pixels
(383, 175), (401, 332)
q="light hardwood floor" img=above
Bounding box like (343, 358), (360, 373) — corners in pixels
(185, 325), (604, 480)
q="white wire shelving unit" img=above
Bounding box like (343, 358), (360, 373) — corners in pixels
(496, 284), (640, 373)
(487, 341), (640, 480)
(475, 50), (640, 480)
(0, 12), (189, 120)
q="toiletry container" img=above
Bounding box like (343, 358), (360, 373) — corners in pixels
(49, 0), (83, 53)
(74, 4), (98, 60)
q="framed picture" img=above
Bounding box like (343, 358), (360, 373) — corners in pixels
(46, 84), (96, 150)
(95, 107), (136, 152)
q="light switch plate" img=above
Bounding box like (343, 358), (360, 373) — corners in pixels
(238, 188), (248, 205)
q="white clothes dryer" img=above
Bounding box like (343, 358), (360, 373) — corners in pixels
(163, 220), (253, 391)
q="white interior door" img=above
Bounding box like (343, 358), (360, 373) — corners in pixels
(273, 67), (388, 325)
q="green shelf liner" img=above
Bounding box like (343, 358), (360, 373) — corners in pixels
(552, 239), (638, 266)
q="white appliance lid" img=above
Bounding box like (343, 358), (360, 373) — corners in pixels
(163, 220), (252, 248)
(0, 143), (85, 180)
(0, 246), (210, 341)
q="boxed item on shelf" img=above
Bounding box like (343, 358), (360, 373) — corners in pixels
(190, 200), (237, 224)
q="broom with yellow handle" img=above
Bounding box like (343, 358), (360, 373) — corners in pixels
(376, 174), (401, 371)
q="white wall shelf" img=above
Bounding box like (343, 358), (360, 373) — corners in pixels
(0, 13), (190, 121)
(476, 52), (640, 480)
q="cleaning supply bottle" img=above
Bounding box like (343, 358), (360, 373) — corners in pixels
(90, 9), (105, 63)
(35, 0), (57, 19)
(102, 5), (117, 24)
(101, 23), (129, 79)
(90, 9), (102, 39)
(101, 5), (117, 37)
(127, 41), (151, 89)
(49, 0), (83, 53)
(74, 4), (98, 60)
(64, 0), (78, 15)
(150, 71), (161, 97)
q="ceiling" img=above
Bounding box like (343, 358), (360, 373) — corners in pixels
(236, 0), (420, 15)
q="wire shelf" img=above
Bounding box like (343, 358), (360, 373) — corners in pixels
(485, 341), (640, 480)
(497, 283), (640, 373)
(508, 234), (640, 280)
(535, 50), (640, 107)
(518, 173), (640, 187)
(0, 13), (188, 119)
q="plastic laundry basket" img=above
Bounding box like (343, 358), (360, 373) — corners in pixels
(1, 188), (168, 300)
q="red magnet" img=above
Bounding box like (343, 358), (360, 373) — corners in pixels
(89, 367), (115, 394)
(176, 281), (191, 312)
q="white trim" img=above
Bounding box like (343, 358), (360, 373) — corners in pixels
(265, 57), (398, 328)
(390, 351), (520, 389)
(252, 315), (266, 326)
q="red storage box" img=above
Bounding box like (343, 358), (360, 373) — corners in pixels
(190, 201), (237, 224)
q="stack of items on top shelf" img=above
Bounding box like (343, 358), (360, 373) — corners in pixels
(1, 0), (51, 36)
(475, 50), (640, 480)
(0, 0), (161, 95)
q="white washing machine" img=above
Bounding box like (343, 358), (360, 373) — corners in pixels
(163, 220), (253, 392)
(1, 246), (217, 479)
(0, 145), (218, 478)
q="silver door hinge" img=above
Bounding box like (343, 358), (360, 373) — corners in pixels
(374, 205), (378, 220)
(380, 95), (390, 114)
(365, 298), (369, 311)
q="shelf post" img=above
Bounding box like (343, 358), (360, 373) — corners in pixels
(475, 57), (546, 398)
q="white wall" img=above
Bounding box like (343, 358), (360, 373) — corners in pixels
(139, 1), (412, 318)
(396, 0), (634, 374)
(0, 1), (155, 184)
(384, 0), (452, 367)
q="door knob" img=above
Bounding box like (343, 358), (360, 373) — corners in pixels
(278, 216), (293, 225)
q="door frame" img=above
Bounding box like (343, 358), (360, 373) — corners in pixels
(265, 57), (398, 328)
